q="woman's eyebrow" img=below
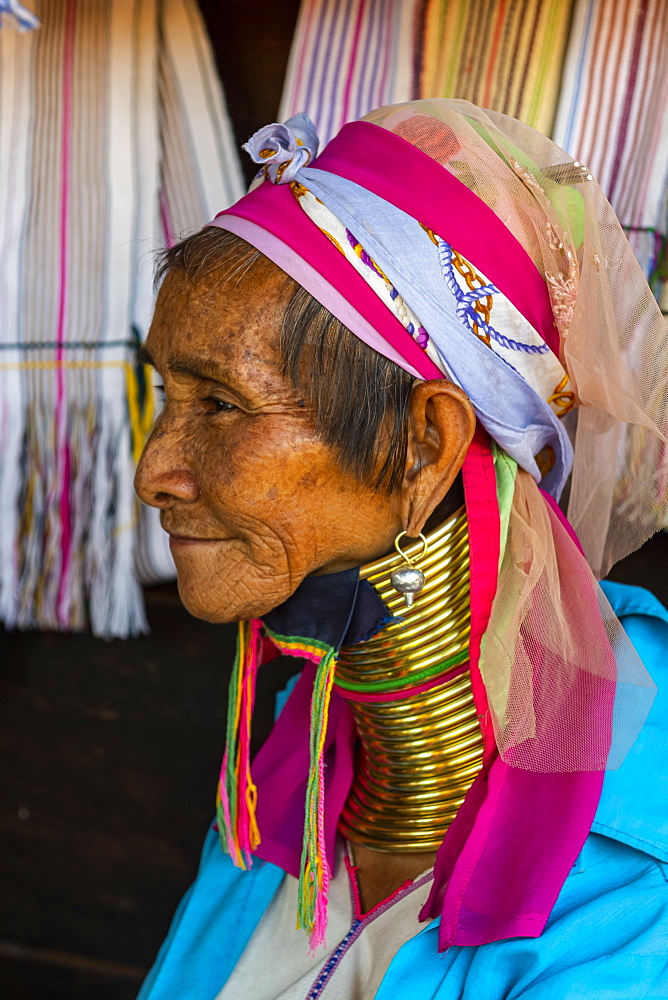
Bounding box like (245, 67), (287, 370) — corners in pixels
(137, 347), (254, 403)
(167, 355), (232, 386)
(136, 346), (232, 386)
(167, 353), (256, 406)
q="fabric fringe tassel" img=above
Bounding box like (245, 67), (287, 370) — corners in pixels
(217, 619), (263, 869)
(296, 644), (336, 952)
(1, 366), (151, 639)
(260, 628), (338, 952)
(218, 621), (338, 951)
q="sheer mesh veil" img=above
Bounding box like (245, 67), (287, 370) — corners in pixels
(352, 101), (666, 772)
(364, 100), (668, 579)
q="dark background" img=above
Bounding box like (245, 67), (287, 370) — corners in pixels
(1, 3), (667, 998)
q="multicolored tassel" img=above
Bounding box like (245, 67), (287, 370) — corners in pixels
(217, 619), (262, 869)
(261, 628), (338, 951)
(296, 645), (337, 951)
(218, 619), (338, 951)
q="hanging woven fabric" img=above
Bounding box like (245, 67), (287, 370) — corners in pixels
(278, 0), (421, 147)
(418, 0), (574, 137)
(0, 0), (244, 637)
(552, 0), (668, 286)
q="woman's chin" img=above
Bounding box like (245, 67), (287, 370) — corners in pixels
(175, 573), (294, 624)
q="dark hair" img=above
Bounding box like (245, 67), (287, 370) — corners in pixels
(154, 227), (415, 493)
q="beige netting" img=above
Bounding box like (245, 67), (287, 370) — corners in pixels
(483, 468), (656, 772)
(363, 99), (668, 579)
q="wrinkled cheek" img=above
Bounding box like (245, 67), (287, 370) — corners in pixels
(174, 540), (294, 624)
(202, 426), (308, 515)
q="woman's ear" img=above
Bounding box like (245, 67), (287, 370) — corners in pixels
(401, 380), (475, 535)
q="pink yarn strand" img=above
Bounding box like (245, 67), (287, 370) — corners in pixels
(217, 619), (263, 869)
(217, 748), (240, 865)
(308, 752), (330, 953)
(236, 619), (262, 863)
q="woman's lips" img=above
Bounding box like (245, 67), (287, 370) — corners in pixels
(168, 533), (230, 548)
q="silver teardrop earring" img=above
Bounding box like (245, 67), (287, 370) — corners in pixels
(390, 531), (429, 608)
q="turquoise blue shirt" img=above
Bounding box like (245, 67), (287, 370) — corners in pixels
(138, 582), (668, 999)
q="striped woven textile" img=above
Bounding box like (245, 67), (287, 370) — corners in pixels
(278, 0), (421, 147)
(281, 0), (667, 285)
(279, 0), (573, 149)
(0, 0), (243, 638)
(418, 0), (574, 136)
(552, 0), (668, 283)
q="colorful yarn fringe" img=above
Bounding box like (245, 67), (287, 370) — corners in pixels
(218, 620), (338, 951)
(296, 645), (336, 951)
(253, 627), (338, 951)
(217, 619), (263, 868)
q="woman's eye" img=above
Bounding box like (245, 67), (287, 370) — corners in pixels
(204, 396), (237, 414)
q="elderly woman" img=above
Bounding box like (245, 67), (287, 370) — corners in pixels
(134, 100), (668, 999)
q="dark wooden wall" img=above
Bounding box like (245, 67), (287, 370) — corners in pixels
(2, 3), (667, 997)
(0, 584), (301, 999)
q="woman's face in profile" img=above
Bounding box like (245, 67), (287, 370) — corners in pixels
(134, 258), (403, 623)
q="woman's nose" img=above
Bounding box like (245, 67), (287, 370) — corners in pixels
(134, 429), (199, 509)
